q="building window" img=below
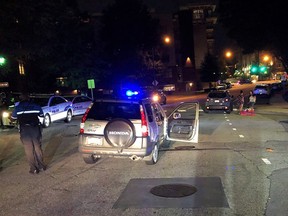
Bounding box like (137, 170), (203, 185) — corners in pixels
(193, 9), (204, 20)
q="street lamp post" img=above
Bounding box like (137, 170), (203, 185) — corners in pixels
(151, 35), (172, 87)
(225, 50), (233, 77)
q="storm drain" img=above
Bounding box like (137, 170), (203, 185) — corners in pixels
(150, 184), (197, 198)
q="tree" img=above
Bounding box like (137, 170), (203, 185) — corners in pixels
(218, 0), (288, 71)
(99, 0), (161, 86)
(200, 53), (220, 82)
(0, 0), (97, 92)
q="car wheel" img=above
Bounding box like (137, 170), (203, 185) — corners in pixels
(82, 154), (100, 164)
(64, 110), (72, 123)
(144, 143), (159, 165)
(104, 118), (136, 147)
(43, 114), (51, 128)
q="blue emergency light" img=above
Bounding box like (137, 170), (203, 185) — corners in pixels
(126, 90), (139, 97)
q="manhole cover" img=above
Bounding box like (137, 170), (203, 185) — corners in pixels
(150, 184), (197, 198)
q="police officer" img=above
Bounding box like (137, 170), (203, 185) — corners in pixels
(11, 93), (46, 174)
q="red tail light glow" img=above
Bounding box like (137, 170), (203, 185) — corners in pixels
(140, 105), (148, 137)
(80, 103), (93, 134)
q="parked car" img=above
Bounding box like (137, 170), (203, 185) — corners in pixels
(79, 89), (199, 165)
(1, 92), (21, 127)
(216, 83), (227, 90)
(238, 79), (252, 84)
(253, 84), (271, 97)
(64, 95), (92, 116)
(141, 89), (167, 105)
(30, 95), (73, 128)
(205, 90), (233, 113)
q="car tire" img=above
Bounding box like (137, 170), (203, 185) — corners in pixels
(64, 110), (72, 123)
(43, 114), (51, 128)
(104, 118), (136, 147)
(82, 154), (100, 164)
(144, 143), (159, 165)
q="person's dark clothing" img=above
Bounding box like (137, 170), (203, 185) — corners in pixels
(11, 100), (46, 173)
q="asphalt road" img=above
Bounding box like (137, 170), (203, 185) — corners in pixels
(1, 84), (288, 216)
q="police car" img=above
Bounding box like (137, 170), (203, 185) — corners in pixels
(79, 88), (199, 165)
(64, 95), (92, 116)
(30, 95), (73, 128)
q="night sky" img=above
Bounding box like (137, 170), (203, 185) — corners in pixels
(77, 0), (218, 14)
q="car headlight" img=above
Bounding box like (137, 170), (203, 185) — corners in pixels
(152, 94), (159, 102)
(2, 111), (10, 118)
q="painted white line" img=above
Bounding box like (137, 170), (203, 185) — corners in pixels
(229, 123), (232, 125)
(262, 158), (271, 164)
(239, 135), (244, 138)
(233, 128), (237, 131)
(225, 116), (228, 118)
(226, 119), (230, 122)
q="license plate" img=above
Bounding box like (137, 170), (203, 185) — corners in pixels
(214, 100), (219, 102)
(87, 137), (102, 146)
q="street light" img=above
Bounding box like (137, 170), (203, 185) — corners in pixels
(163, 35), (171, 44)
(0, 56), (6, 66)
(225, 51), (232, 58)
(263, 55), (270, 62)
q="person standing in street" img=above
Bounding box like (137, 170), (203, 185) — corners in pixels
(236, 90), (245, 114)
(281, 72), (287, 91)
(248, 90), (256, 110)
(11, 93), (46, 174)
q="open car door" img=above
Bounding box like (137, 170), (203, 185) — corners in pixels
(166, 102), (199, 143)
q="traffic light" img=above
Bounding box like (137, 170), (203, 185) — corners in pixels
(259, 66), (267, 74)
(250, 65), (258, 74)
(0, 56), (6, 66)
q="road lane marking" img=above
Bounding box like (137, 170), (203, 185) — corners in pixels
(229, 123), (232, 125)
(226, 119), (230, 122)
(262, 158), (271, 164)
(233, 128), (237, 130)
(239, 135), (244, 138)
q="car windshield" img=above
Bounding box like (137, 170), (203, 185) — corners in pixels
(208, 92), (228, 98)
(87, 101), (141, 120)
(30, 97), (50, 107)
(255, 86), (267, 89)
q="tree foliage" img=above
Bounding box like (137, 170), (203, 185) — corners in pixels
(0, 0), (97, 92)
(218, 0), (288, 71)
(99, 0), (161, 85)
(200, 53), (220, 82)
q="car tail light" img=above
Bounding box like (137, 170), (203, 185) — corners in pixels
(80, 103), (93, 134)
(80, 123), (85, 134)
(140, 105), (148, 137)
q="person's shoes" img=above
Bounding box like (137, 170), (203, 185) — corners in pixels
(29, 169), (39, 174)
(40, 165), (47, 171)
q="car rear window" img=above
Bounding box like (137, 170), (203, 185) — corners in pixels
(255, 86), (268, 89)
(208, 92), (227, 98)
(87, 102), (141, 120)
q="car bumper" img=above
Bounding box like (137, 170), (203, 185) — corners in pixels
(79, 135), (152, 157)
(205, 104), (231, 110)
